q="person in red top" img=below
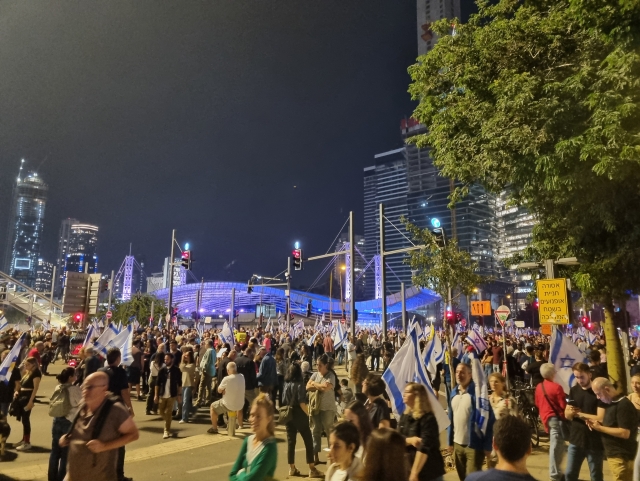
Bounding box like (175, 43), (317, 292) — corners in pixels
(534, 363), (567, 481)
(28, 341), (44, 368)
(323, 334), (334, 359)
(491, 341), (504, 374)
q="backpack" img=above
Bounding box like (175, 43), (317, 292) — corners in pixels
(49, 384), (72, 418)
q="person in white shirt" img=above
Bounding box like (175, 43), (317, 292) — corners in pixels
(346, 336), (357, 373)
(208, 362), (245, 434)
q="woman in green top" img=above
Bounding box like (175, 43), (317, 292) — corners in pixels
(229, 394), (278, 481)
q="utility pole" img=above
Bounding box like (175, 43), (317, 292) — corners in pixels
(230, 287), (235, 330)
(379, 203), (387, 339)
(401, 282), (407, 333)
(107, 270), (114, 313)
(349, 211), (356, 338)
(286, 256), (291, 329)
(48, 266), (56, 324)
(167, 229), (176, 325)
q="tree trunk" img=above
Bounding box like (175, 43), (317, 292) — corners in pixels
(603, 301), (627, 393)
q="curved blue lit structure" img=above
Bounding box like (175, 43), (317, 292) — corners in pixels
(152, 282), (440, 322)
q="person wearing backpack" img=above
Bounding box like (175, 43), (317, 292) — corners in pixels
(48, 367), (81, 481)
(59, 372), (139, 481)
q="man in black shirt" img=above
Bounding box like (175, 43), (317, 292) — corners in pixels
(564, 363), (604, 481)
(588, 350), (608, 381)
(363, 374), (391, 428)
(587, 377), (638, 481)
(234, 348), (257, 427)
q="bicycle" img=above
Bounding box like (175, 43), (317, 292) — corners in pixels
(511, 383), (540, 447)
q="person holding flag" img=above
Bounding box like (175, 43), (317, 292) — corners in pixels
(0, 333), (26, 417)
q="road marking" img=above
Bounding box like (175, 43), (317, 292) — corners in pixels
(186, 448), (307, 474)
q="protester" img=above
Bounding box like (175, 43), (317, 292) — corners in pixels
(325, 421), (364, 481)
(349, 354), (368, 394)
(59, 372), (139, 481)
(525, 350), (546, 387)
(48, 367), (82, 481)
(283, 363), (321, 478)
(179, 350), (196, 423)
(155, 352), (182, 439)
(346, 335), (356, 373)
(534, 363), (567, 481)
(147, 344), (165, 415)
(235, 346), (258, 428)
(307, 353), (338, 465)
(197, 339), (217, 407)
(564, 362), (604, 481)
(363, 374), (391, 428)
(83, 346), (102, 379)
(627, 373), (640, 481)
(13, 356), (41, 451)
(587, 377), (638, 481)
(208, 361), (245, 434)
(343, 400), (373, 459)
(360, 428), (408, 481)
(340, 378), (354, 405)
(256, 346), (277, 398)
(128, 339), (143, 401)
(466, 415), (538, 481)
(448, 363), (494, 480)
(274, 347), (288, 407)
(229, 394), (278, 481)
(399, 383), (445, 481)
(0, 349), (21, 416)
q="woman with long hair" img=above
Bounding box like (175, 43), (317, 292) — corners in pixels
(307, 354), (338, 465)
(398, 383), (445, 481)
(349, 354), (369, 394)
(487, 372), (516, 468)
(360, 428), (408, 481)
(146, 343), (166, 415)
(48, 367), (81, 481)
(179, 350), (196, 423)
(14, 357), (41, 451)
(283, 363), (322, 478)
(229, 394), (278, 481)
(325, 421), (364, 481)
(343, 400), (373, 459)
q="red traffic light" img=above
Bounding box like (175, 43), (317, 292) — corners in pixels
(181, 250), (190, 260)
(587, 322), (592, 329)
(292, 249), (301, 259)
(73, 312), (83, 323)
(533, 301), (539, 309)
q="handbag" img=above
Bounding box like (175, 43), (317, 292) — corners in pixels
(540, 382), (571, 439)
(277, 384), (295, 425)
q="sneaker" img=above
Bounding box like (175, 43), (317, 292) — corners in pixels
(163, 431), (171, 439)
(206, 427), (219, 434)
(13, 440), (24, 448)
(288, 467), (301, 476)
(16, 443), (32, 451)
(309, 467), (323, 478)
(178, 420), (185, 424)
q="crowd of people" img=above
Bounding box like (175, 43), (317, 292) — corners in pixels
(0, 320), (639, 481)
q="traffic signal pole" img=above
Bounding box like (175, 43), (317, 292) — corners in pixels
(379, 204), (387, 340)
(286, 256), (291, 329)
(349, 211), (356, 338)
(167, 229), (176, 325)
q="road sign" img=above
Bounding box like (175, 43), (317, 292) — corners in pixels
(540, 324), (552, 335)
(471, 301), (491, 316)
(106, 310), (112, 319)
(515, 320), (525, 328)
(536, 278), (569, 324)
(495, 305), (510, 325)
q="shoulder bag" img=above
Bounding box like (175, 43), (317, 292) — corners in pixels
(277, 383), (295, 425)
(541, 382), (571, 439)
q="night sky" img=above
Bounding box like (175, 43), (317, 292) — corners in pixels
(0, 1), (418, 288)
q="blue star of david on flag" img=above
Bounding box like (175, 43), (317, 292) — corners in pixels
(560, 355), (575, 369)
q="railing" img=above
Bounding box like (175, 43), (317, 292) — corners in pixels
(0, 271), (69, 326)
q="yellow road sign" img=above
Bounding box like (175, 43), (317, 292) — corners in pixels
(471, 301), (491, 316)
(536, 278), (569, 324)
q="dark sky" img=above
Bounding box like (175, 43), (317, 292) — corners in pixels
(0, 1), (417, 287)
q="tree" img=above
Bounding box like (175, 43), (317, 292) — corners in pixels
(99, 293), (166, 327)
(402, 218), (484, 314)
(408, 0), (640, 391)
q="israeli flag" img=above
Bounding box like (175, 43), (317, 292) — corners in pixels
(219, 321), (234, 346)
(0, 333), (27, 384)
(587, 331), (597, 345)
(128, 315), (136, 324)
(470, 355), (491, 437)
(423, 327), (445, 377)
(0, 316), (8, 332)
(110, 325), (134, 366)
(94, 323), (120, 357)
(466, 327), (488, 353)
(333, 322), (348, 350)
(550, 329), (589, 394)
(307, 331), (319, 347)
(83, 324), (97, 348)
(116, 321), (123, 333)
(452, 331), (464, 360)
(382, 326), (450, 432)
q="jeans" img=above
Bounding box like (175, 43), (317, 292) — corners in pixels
(275, 375), (285, 407)
(484, 364), (492, 380)
(22, 407), (32, 437)
(565, 443), (603, 481)
(370, 351), (380, 371)
(286, 408), (314, 464)
(146, 377), (158, 413)
(48, 417), (72, 481)
(548, 416), (567, 481)
(492, 364), (501, 373)
(198, 373), (214, 405)
(181, 386), (193, 422)
(0, 402), (9, 416)
(336, 349), (344, 365)
(311, 410), (335, 454)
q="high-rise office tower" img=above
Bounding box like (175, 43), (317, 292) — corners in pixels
(34, 258), (54, 293)
(417, 0), (461, 56)
(60, 224), (99, 294)
(4, 161), (48, 288)
(55, 218), (79, 296)
(364, 148), (412, 297)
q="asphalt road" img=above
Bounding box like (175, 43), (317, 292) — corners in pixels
(0, 362), (614, 481)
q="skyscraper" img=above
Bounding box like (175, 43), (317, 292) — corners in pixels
(417, 0), (461, 56)
(55, 218), (79, 296)
(4, 161), (48, 288)
(59, 223), (99, 294)
(34, 258), (54, 293)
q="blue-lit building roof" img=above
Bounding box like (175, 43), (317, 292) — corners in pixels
(152, 282), (440, 322)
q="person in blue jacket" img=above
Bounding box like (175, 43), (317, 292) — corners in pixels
(447, 362), (495, 481)
(256, 347), (278, 398)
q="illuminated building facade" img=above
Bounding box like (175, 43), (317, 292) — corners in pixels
(4, 164), (48, 288)
(34, 258), (54, 293)
(61, 224), (99, 292)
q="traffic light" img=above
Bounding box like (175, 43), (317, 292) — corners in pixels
(292, 249), (303, 270)
(533, 301), (539, 309)
(445, 310), (455, 324)
(181, 250), (192, 270)
(73, 312), (83, 323)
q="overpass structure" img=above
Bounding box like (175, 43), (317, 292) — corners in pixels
(0, 271), (69, 327)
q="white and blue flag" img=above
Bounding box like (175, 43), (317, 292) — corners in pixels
(307, 331), (319, 347)
(423, 326), (445, 377)
(83, 324), (97, 348)
(0, 316), (8, 332)
(94, 323), (120, 357)
(110, 325), (134, 366)
(466, 327), (488, 353)
(0, 333), (27, 384)
(219, 321), (234, 346)
(452, 331), (464, 360)
(470, 355), (491, 437)
(550, 329), (588, 394)
(382, 326), (450, 432)
(332, 322), (348, 350)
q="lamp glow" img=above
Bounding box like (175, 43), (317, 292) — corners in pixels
(431, 218), (441, 228)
